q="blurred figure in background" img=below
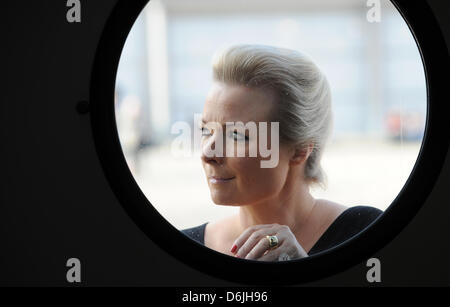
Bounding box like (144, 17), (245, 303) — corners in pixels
(386, 108), (425, 142)
(115, 90), (143, 175)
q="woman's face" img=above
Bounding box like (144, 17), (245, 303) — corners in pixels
(200, 81), (294, 206)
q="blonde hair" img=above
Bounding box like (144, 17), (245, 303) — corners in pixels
(211, 44), (333, 188)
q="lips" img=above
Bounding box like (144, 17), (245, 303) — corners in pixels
(209, 176), (235, 184)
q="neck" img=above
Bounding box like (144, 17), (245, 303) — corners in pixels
(237, 180), (316, 237)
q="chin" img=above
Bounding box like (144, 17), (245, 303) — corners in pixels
(210, 194), (240, 206)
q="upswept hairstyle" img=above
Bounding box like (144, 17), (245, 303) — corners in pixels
(211, 44), (333, 188)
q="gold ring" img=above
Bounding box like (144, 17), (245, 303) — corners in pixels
(266, 235), (279, 249)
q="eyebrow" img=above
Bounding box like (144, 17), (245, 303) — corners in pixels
(201, 119), (236, 127)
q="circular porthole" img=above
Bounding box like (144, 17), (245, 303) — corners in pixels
(90, 0), (450, 285)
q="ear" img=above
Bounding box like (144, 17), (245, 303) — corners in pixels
(290, 143), (314, 166)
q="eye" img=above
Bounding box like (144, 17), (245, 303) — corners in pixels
(200, 127), (212, 136)
(231, 130), (249, 141)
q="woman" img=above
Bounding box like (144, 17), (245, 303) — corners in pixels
(182, 44), (383, 261)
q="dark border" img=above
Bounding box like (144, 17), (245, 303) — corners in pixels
(89, 0), (450, 285)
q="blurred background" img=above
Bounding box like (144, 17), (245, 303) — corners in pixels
(114, 0), (427, 230)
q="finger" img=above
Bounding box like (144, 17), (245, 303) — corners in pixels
(258, 244), (289, 262)
(231, 224), (276, 254)
(235, 229), (268, 258)
(245, 237), (273, 260)
(236, 225), (277, 258)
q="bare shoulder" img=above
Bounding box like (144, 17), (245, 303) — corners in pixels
(314, 199), (348, 222)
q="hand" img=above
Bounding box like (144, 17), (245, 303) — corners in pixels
(230, 224), (308, 261)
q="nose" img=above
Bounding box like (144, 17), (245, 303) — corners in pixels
(200, 132), (225, 165)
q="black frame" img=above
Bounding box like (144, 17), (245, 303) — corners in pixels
(89, 0), (450, 285)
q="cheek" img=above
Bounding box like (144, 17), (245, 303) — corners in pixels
(230, 156), (288, 193)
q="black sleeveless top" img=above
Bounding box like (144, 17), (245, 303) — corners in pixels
(181, 206), (383, 256)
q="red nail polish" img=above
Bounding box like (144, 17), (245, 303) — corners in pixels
(235, 254), (240, 258)
(231, 245), (237, 253)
